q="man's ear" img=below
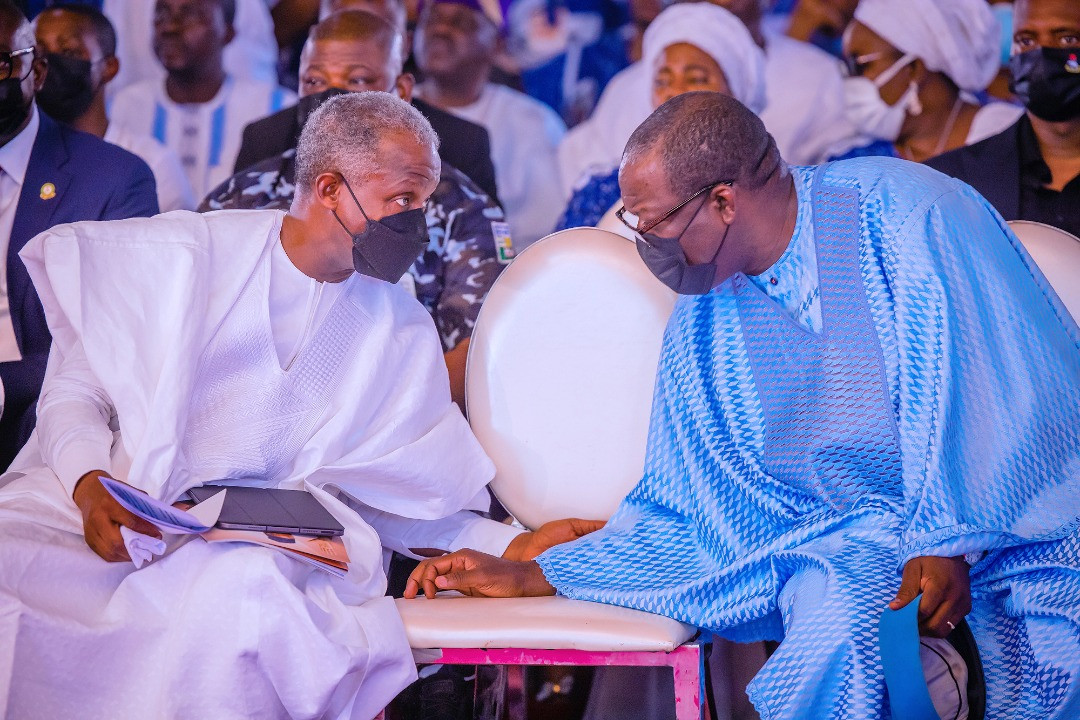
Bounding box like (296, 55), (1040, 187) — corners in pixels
(395, 72), (415, 102)
(711, 184), (736, 224)
(101, 55), (120, 84)
(315, 172), (342, 211)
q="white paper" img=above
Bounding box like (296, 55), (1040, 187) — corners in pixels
(101, 477), (225, 534)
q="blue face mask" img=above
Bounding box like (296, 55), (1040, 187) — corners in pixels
(332, 177), (429, 283)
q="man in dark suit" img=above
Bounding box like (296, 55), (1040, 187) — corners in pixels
(231, 0), (500, 205)
(0, 1), (158, 469)
(927, 0), (1079, 238)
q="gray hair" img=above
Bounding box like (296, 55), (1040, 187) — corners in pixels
(295, 91), (440, 196)
(622, 91), (781, 198)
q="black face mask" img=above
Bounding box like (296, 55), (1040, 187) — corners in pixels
(0, 77), (31, 139)
(1010, 47), (1080, 123)
(296, 87), (351, 138)
(333, 176), (429, 283)
(636, 198), (729, 296)
(37, 53), (96, 123)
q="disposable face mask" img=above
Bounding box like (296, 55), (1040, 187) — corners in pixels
(37, 53), (96, 123)
(1010, 47), (1080, 123)
(843, 53), (919, 142)
(333, 177), (429, 283)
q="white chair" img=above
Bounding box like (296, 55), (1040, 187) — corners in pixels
(394, 228), (713, 719)
(1008, 220), (1080, 320)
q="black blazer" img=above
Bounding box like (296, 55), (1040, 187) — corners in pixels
(233, 97), (500, 204)
(0, 111), (159, 468)
(926, 118), (1023, 221)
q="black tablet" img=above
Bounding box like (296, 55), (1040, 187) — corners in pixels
(186, 485), (345, 537)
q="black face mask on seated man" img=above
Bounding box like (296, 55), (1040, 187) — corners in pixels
(1010, 47), (1080, 123)
(35, 52), (95, 123)
(0, 52), (33, 137)
(333, 176), (429, 283)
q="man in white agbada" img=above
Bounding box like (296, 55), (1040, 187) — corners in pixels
(0, 91), (595, 720)
(556, 0), (862, 196)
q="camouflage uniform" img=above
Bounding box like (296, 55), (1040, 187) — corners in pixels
(200, 151), (513, 351)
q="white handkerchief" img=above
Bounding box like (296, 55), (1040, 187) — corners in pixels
(120, 525), (167, 569)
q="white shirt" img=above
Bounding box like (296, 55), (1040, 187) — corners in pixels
(761, 32), (864, 164)
(426, 83), (566, 249)
(103, 0), (279, 102)
(104, 123), (197, 212)
(110, 77), (295, 201)
(0, 105), (39, 364)
(966, 101), (1025, 146)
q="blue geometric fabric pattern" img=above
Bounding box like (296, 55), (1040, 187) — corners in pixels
(538, 159), (1080, 719)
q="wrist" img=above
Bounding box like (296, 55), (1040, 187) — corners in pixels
(520, 560), (556, 596)
(502, 531), (532, 562)
(72, 469), (108, 509)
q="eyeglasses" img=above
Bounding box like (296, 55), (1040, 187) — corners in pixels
(0, 47), (35, 83)
(615, 180), (731, 237)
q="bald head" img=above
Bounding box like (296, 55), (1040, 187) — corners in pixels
(320, 0), (407, 32)
(622, 91), (780, 199)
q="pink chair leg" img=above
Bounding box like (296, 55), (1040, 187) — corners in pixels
(672, 644), (704, 720)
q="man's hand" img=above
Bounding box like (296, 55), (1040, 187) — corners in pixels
(502, 518), (605, 562)
(889, 555), (972, 638)
(72, 470), (162, 563)
(404, 548), (556, 599)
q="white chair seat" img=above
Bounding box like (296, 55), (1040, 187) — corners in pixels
(395, 594), (695, 652)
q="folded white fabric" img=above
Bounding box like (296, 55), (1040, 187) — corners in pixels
(120, 525), (167, 569)
(854, 0), (1000, 93)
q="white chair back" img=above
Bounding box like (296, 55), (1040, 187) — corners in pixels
(465, 228), (677, 530)
(1008, 220), (1080, 320)
(596, 201), (638, 241)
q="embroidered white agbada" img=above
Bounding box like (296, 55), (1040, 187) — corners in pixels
(0, 209), (497, 720)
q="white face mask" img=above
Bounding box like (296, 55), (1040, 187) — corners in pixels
(843, 53), (920, 142)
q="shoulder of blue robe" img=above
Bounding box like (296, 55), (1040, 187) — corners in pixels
(822, 159), (1080, 564)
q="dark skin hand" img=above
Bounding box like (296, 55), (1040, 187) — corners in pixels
(404, 549), (555, 599)
(501, 518), (605, 562)
(72, 470), (163, 563)
(889, 555), (972, 638)
(404, 517), (604, 598)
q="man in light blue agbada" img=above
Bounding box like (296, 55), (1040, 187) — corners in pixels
(405, 92), (1080, 719)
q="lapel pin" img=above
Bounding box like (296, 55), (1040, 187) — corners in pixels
(40, 182), (56, 200)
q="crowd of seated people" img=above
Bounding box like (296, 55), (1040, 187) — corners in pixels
(0, 0), (1078, 718)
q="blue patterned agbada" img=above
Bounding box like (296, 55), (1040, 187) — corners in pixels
(538, 159), (1080, 719)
